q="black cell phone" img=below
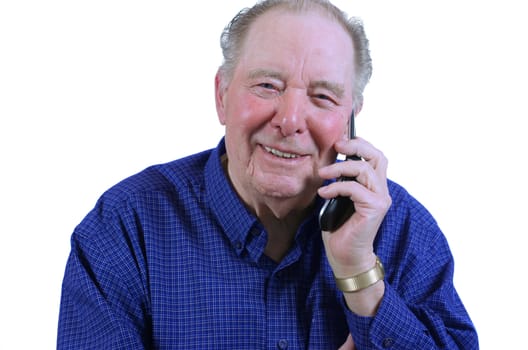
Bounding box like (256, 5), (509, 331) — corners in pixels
(318, 111), (361, 232)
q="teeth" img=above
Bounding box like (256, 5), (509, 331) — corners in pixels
(264, 146), (299, 159)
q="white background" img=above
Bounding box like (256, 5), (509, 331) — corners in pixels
(1, 0), (526, 348)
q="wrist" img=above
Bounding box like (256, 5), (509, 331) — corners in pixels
(334, 255), (385, 293)
(332, 252), (378, 279)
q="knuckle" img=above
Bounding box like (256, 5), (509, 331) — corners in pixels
(373, 194), (392, 211)
(380, 152), (389, 167)
(383, 194), (392, 211)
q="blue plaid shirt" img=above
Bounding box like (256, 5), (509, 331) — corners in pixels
(58, 139), (478, 349)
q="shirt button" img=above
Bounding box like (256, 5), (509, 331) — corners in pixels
(277, 339), (288, 349)
(234, 241), (243, 250)
(382, 338), (395, 348)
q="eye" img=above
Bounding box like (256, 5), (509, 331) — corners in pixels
(258, 82), (276, 90)
(315, 94), (332, 101)
(312, 93), (338, 106)
(250, 81), (283, 99)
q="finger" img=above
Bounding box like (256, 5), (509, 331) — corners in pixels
(319, 160), (385, 194)
(318, 178), (368, 200)
(334, 138), (389, 193)
(318, 177), (391, 216)
(318, 181), (389, 215)
(335, 137), (388, 174)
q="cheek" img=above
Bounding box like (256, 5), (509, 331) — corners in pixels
(310, 116), (347, 152)
(223, 92), (273, 161)
(225, 91), (274, 131)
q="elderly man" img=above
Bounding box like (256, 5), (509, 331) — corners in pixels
(58, 1), (478, 348)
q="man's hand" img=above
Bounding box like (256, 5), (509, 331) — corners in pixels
(318, 137), (391, 315)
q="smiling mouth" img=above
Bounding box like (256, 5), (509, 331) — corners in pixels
(263, 146), (300, 159)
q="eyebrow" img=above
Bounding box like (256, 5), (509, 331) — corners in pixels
(247, 69), (284, 81)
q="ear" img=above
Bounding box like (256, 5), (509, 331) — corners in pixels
(353, 98), (364, 117)
(215, 69), (228, 125)
(343, 99), (364, 138)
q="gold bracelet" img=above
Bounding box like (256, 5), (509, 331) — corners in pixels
(334, 256), (385, 293)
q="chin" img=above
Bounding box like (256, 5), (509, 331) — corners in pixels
(254, 174), (313, 200)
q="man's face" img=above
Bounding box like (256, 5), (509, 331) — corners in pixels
(215, 9), (356, 208)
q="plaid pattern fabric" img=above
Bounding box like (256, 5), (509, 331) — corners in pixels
(57, 139), (478, 349)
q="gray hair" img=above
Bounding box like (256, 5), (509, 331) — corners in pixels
(219, 0), (372, 106)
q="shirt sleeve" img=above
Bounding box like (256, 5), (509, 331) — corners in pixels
(341, 224), (479, 349)
(57, 202), (150, 349)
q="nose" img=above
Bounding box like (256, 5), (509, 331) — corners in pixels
(271, 88), (307, 136)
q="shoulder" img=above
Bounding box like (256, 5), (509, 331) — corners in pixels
(386, 179), (439, 231)
(102, 149), (212, 208)
(376, 179), (446, 257)
(74, 148), (215, 239)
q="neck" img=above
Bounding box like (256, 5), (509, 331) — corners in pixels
(256, 201), (314, 262)
(221, 154), (315, 262)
